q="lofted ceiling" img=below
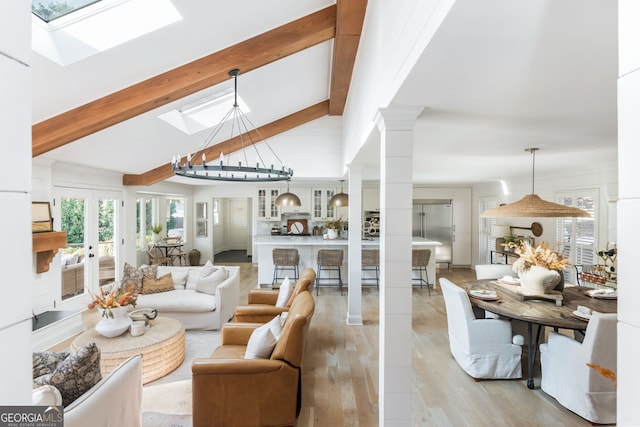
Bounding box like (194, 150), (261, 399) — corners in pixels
(32, 0), (618, 188)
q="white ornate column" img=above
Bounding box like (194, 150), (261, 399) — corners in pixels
(375, 106), (423, 426)
(347, 164), (363, 325)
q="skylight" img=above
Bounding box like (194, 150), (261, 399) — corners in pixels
(32, 0), (101, 23)
(32, 0), (182, 66)
(158, 89), (251, 136)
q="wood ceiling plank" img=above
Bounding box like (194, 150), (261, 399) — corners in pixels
(32, 6), (337, 157)
(122, 100), (330, 186)
(329, 0), (368, 115)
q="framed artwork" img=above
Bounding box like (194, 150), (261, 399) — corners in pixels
(196, 221), (207, 238)
(32, 202), (53, 233)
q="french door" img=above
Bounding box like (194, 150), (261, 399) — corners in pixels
(54, 187), (121, 307)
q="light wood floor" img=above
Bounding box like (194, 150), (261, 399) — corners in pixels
(231, 265), (594, 427)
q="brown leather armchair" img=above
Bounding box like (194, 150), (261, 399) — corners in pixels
(192, 290), (315, 427)
(233, 267), (316, 323)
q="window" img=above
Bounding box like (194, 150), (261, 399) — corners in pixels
(166, 197), (185, 238)
(556, 190), (598, 284)
(32, 0), (182, 66)
(32, 0), (100, 22)
(213, 199), (221, 225)
(136, 196), (154, 248)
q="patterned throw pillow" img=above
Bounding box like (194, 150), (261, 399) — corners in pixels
(122, 263), (158, 292)
(141, 273), (175, 294)
(33, 343), (102, 407)
(32, 351), (69, 378)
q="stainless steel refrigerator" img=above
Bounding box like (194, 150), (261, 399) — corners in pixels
(412, 200), (453, 266)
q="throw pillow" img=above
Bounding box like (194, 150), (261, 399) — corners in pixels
(275, 277), (292, 307)
(32, 385), (62, 406)
(186, 260), (215, 290)
(141, 273), (175, 294)
(122, 263), (158, 292)
(157, 266), (189, 289)
(265, 314), (283, 341)
(61, 252), (79, 266)
(195, 267), (228, 295)
(33, 343), (102, 407)
(244, 324), (277, 359)
(33, 351), (69, 378)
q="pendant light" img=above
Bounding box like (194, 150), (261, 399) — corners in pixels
(274, 180), (301, 207)
(481, 148), (590, 218)
(329, 180), (349, 207)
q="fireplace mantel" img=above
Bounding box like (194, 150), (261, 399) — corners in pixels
(32, 231), (67, 273)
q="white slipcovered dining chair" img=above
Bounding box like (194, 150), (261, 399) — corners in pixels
(439, 278), (523, 380)
(540, 312), (617, 424)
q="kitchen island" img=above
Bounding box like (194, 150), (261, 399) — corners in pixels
(253, 236), (441, 288)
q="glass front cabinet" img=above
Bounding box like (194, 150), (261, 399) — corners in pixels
(311, 188), (336, 222)
(257, 188), (280, 221)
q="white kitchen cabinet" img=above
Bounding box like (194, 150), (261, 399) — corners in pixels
(363, 187), (380, 212)
(311, 187), (337, 221)
(452, 187), (472, 233)
(280, 188), (311, 214)
(452, 187), (472, 266)
(257, 188), (280, 221)
(452, 232), (472, 266)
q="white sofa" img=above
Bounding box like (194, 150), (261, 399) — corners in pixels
(134, 264), (240, 330)
(64, 355), (142, 427)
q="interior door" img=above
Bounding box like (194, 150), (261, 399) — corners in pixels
(228, 198), (248, 250)
(55, 187), (120, 308)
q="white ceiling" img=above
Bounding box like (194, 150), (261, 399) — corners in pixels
(33, 0), (618, 187)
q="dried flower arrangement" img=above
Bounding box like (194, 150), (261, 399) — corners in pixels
(87, 285), (138, 318)
(507, 241), (570, 275)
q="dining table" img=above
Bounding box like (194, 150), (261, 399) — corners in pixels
(153, 241), (184, 258)
(464, 279), (617, 389)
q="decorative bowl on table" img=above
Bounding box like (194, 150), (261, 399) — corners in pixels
(129, 308), (158, 327)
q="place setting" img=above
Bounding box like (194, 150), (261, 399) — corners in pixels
(569, 305), (595, 321)
(468, 288), (500, 301)
(584, 287), (618, 300)
(495, 275), (520, 286)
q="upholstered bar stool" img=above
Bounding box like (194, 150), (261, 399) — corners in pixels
(412, 248), (432, 294)
(361, 249), (380, 288)
(316, 249), (344, 295)
(272, 248), (300, 287)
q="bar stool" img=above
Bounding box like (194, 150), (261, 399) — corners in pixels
(361, 249), (380, 288)
(272, 248), (299, 287)
(316, 249), (344, 295)
(412, 248), (432, 295)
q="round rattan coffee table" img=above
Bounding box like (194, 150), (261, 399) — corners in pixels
(71, 316), (185, 384)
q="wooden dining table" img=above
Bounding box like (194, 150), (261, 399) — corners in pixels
(464, 279), (617, 389)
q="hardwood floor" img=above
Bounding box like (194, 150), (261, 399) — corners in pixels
(279, 266), (594, 427)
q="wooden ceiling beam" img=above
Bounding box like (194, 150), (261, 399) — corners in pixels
(329, 0), (368, 115)
(32, 6), (336, 157)
(122, 100), (330, 186)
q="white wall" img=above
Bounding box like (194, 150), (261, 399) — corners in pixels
(342, 0), (456, 168)
(616, 2), (640, 423)
(0, 1), (33, 405)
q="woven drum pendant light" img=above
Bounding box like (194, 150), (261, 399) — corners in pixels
(481, 148), (590, 218)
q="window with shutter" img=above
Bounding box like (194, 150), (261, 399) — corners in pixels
(555, 190), (598, 284)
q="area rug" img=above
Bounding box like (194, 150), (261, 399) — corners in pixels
(141, 330), (220, 427)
